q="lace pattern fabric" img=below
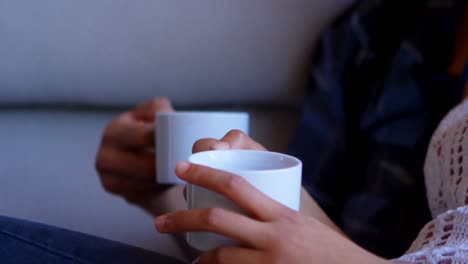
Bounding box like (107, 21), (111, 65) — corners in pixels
(425, 100), (468, 217)
(395, 206), (468, 263)
(394, 100), (468, 263)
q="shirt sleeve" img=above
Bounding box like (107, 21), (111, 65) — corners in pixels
(392, 206), (468, 263)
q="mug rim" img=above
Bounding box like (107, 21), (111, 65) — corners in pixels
(187, 149), (302, 174)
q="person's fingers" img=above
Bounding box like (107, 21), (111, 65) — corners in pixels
(192, 138), (230, 153)
(156, 208), (270, 248)
(100, 97), (174, 149)
(96, 145), (155, 180)
(196, 247), (264, 264)
(192, 130), (266, 153)
(175, 162), (291, 221)
(220, 130), (266, 151)
(101, 112), (155, 149)
(133, 97), (174, 121)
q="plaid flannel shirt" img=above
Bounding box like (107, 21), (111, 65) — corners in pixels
(288, 0), (467, 258)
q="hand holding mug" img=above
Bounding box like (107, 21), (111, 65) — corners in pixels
(156, 160), (388, 264)
(95, 97), (174, 210)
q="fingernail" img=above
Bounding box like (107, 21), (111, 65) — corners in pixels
(155, 217), (166, 231)
(175, 161), (191, 177)
(192, 257), (200, 264)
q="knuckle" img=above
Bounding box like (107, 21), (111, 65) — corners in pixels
(184, 164), (199, 181)
(223, 174), (245, 192)
(192, 138), (208, 153)
(282, 209), (305, 225)
(202, 208), (225, 228)
(260, 226), (280, 249)
(225, 129), (246, 141)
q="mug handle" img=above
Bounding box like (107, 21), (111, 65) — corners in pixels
(187, 183), (194, 210)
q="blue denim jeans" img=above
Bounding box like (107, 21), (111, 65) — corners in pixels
(0, 215), (185, 264)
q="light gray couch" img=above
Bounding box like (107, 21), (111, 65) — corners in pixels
(0, 1), (351, 262)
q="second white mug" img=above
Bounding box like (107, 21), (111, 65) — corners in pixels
(156, 111), (249, 184)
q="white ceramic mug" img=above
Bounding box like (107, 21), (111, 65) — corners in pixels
(156, 111), (249, 184)
(186, 149), (302, 251)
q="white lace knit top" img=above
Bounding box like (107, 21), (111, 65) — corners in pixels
(395, 100), (468, 263)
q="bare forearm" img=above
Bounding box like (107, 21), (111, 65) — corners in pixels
(300, 188), (407, 263)
(300, 187), (345, 236)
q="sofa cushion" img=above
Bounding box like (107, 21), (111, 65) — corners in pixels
(0, 109), (188, 261)
(0, 0), (352, 106)
(0, 106), (299, 260)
